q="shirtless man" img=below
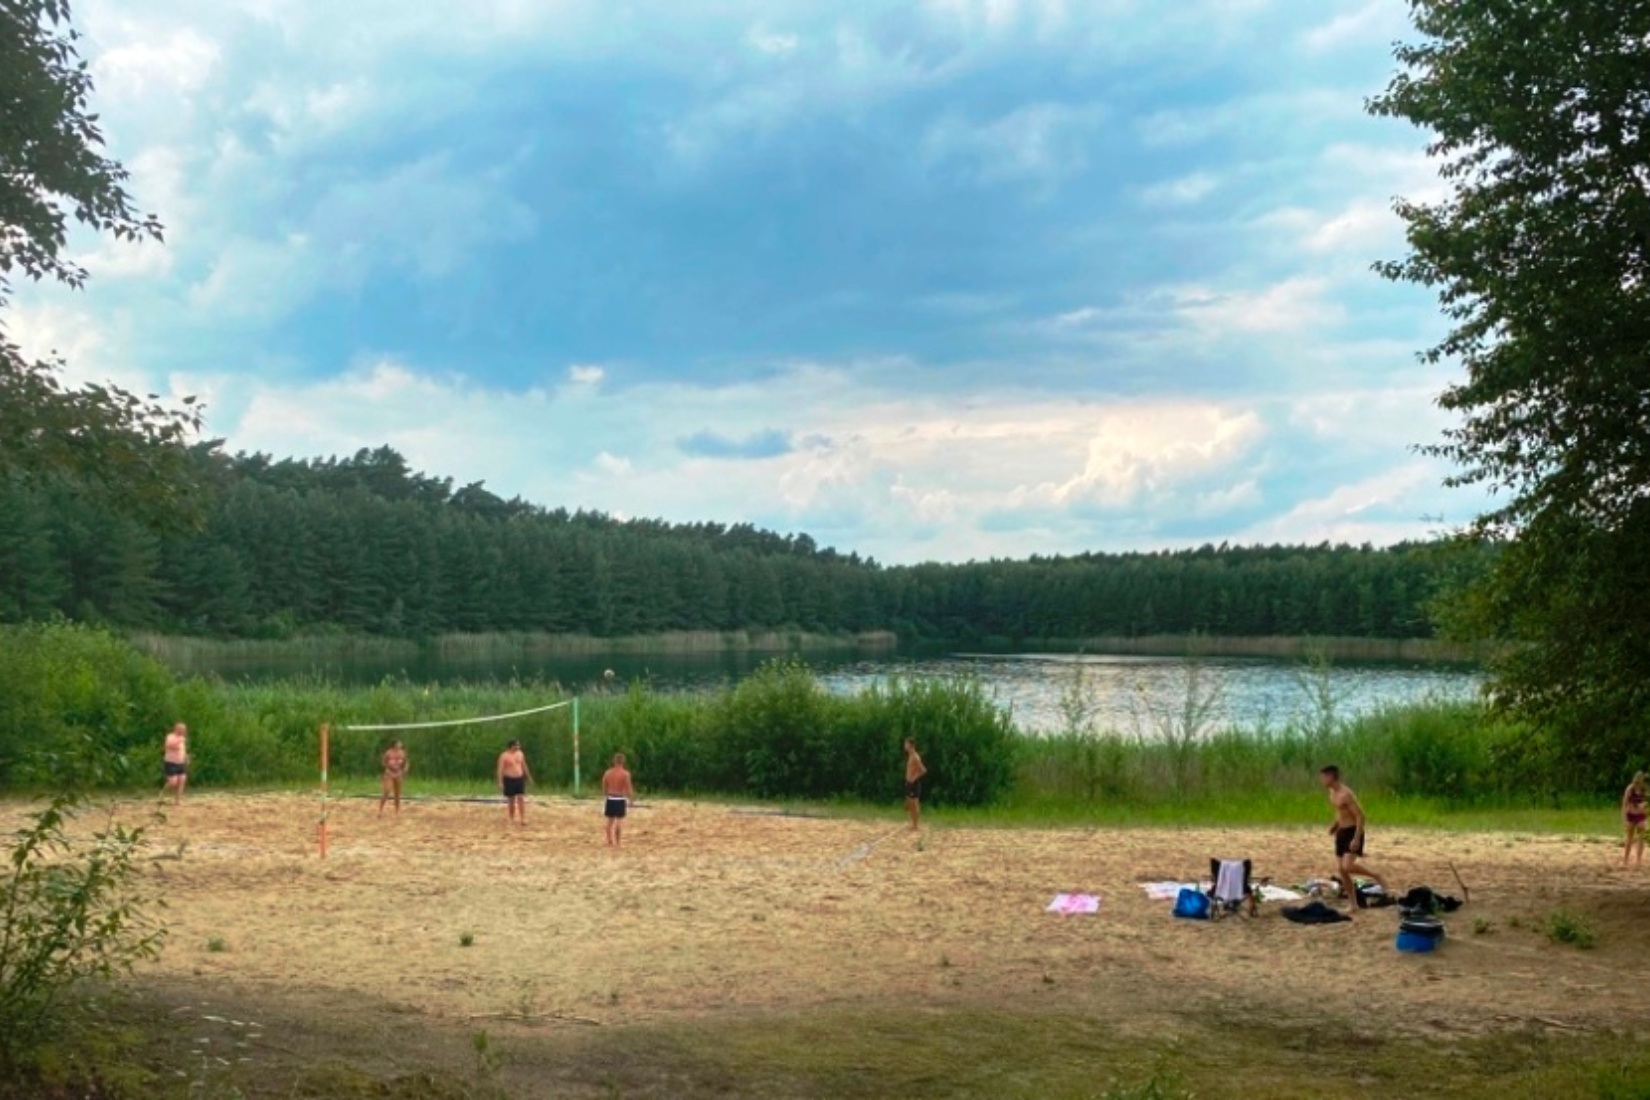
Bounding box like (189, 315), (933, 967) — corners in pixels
(903, 737), (928, 831)
(1319, 764), (1387, 907)
(497, 740), (532, 826)
(161, 723), (189, 806)
(601, 752), (635, 848)
(379, 740), (408, 816)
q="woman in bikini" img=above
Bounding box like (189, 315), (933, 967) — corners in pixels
(380, 740), (409, 816)
(1623, 771), (1648, 869)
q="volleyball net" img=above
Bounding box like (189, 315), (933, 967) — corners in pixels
(316, 697), (580, 858)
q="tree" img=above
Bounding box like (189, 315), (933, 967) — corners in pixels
(1, 0), (201, 524)
(1370, 2), (1650, 777)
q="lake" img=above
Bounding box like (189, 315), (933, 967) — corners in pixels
(195, 646), (1481, 735)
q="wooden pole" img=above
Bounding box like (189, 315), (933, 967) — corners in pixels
(319, 722), (330, 859)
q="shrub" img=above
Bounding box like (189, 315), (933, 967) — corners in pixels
(0, 779), (166, 1066)
(0, 622), (177, 787)
(1380, 699), (1496, 800)
(861, 675), (1018, 807)
(1544, 911), (1596, 950)
(714, 659), (839, 798)
(1102, 1067), (1194, 1100)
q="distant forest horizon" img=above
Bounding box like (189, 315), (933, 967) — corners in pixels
(0, 445), (1484, 643)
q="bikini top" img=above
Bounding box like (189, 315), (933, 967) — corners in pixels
(1630, 788), (1646, 806)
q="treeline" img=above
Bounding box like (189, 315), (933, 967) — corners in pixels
(0, 445), (1480, 641)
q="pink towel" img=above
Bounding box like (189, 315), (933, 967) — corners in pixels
(1046, 893), (1102, 914)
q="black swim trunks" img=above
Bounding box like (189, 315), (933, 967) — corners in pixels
(502, 776), (526, 798)
(1334, 826), (1364, 858)
(604, 796), (627, 819)
(164, 761), (187, 778)
(904, 779), (923, 801)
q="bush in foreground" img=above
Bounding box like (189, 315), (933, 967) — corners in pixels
(0, 771), (166, 1068)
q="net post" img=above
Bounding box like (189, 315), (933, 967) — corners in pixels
(318, 722), (330, 860)
(572, 697), (581, 796)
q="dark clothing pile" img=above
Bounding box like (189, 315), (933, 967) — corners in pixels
(1398, 886), (1462, 917)
(1281, 901), (1352, 925)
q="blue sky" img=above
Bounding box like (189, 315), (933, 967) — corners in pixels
(13, 0), (1478, 563)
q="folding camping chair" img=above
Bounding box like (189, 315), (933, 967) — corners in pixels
(1208, 858), (1259, 919)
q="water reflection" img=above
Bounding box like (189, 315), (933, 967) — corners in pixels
(816, 653), (1479, 734)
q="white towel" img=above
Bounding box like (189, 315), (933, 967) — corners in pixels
(1140, 881), (1197, 901)
(1258, 884), (1304, 903)
(1214, 860), (1247, 905)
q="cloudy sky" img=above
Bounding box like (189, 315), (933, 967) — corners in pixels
(12, 0), (1477, 563)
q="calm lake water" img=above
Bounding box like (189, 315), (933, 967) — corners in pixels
(208, 647), (1481, 735)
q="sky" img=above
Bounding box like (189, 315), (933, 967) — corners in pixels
(11, 0), (1480, 564)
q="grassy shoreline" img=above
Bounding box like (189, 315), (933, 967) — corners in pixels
(87, 774), (1614, 836)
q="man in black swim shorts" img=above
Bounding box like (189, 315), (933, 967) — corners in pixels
(497, 740), (532, 826)
(161, 723), (190, 806)
(1320, 765), (1387, 908)
(903, 738), (927, 831)
(601, 752), (635, 848)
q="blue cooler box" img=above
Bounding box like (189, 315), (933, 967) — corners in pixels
(1397, 915), (1446, 953)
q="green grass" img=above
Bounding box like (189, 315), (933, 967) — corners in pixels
(933, 794), (1615, 833)
(304, 777), (1619, 837)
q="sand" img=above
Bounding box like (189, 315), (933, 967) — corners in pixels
(12, 792), (1649, 1037)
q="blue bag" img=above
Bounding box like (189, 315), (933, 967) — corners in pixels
(1172, 887), (1211, 920)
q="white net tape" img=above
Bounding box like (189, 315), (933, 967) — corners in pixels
(338, 699), (573, 732)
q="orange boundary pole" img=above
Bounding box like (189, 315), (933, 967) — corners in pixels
(319, 722), (330, 859)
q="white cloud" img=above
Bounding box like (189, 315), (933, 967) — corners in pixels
(7, 298), (197, 402)
(919, 0), (1080, 39)
(662, 26), (937, 169)
(1138, 89), (1355, 148)
(923, 102), (1108, 188)
(746, 25), (800, 55)
(92, 26), (221, 98)
(77, 235), (174, 280)
(1288, 381), (1455, 445)
(1234, 462), (1442, 544)
(1170, 277), (1345, 335)
(593, 451), (633, 477)
(1007, 404), (1264, 510)
(568, 364), (606, 385)
(1301, 1), (1405, 54)
(187, 232), (316, 320)
(1140, 171), (1219, 207)
(1051, 306), (1103, 328)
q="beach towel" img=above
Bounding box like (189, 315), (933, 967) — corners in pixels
(1047, 893), (1102, 914)
(1258, 885), (1304, 903)
(1140, 881), (1198, 901)
(1214, 860), (1247, 906)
